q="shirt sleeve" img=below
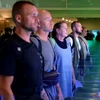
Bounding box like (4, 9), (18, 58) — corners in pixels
(0, 41), (16, 76)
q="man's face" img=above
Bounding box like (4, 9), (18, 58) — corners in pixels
(57, 23), (68, 38)
(19, 4), (39, 32)
(75, 22), (82, 35)
(82, 28), (87, 36)
(39, 11), (53, 33)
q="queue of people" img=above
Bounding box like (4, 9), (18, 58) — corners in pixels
(0, 1), (93, 100)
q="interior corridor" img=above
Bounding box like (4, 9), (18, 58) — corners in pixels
(74, 39), (100, 100)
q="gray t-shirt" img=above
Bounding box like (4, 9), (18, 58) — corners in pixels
(31, 37), (54, 71)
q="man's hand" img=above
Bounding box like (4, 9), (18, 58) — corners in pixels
(56, 83), (64, 100)
(0, 76), (15, 100)
(79, 68), (84, 76)
(72, 78), (76, 86)
(57, 93), (64, 100)
(41, 88), (49, 100)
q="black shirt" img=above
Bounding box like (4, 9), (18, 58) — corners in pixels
(0, 33), (43, 95)
(54, 37), (67, 49)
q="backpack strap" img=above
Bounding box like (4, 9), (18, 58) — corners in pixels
(31, 35), (42, 54)
(66, 34), (75, 49)
(49, 38), (58, 70)
(31, 35), (45, 73)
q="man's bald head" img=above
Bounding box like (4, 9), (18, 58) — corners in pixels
(38, 10), (51, 20)
(37, 10), (53, 33)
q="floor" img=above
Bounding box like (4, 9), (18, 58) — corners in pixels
(74, 40), (100, 100)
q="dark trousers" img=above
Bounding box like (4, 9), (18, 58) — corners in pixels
(14, 87), (42, 100)
(75, 67), (84, 82)
(15, 94), (42, 100)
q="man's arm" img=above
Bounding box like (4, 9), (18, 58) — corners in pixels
(72, 66), (76, 85)
(40, 88), (49, 100)
(56, 83), (64, 100)
(0, 76), (14, 100)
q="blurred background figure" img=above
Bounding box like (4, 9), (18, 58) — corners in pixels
(80, 27), (93, 74)
(85, 30), (94, 40)
(81, 27), (88, 38)
(0, 27), (12, 49)
(96, 31), (100, 41)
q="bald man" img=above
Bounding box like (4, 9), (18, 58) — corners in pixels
(31, 10), (64, 100)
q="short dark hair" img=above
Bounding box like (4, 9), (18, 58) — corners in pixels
(82, 27), (86, 31)
(52, 21), (66, 38)
(71, 21), (80, 30)
(12, 1), (35, 23)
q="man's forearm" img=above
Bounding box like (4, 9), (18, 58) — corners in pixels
(0, 89), (14, 100)
(56, 83), (62, 94)
(41, 88), (49, 100)
(56, 83), (64, 100)
(72, 66), (75, 80)
(3, 95), (14, 100)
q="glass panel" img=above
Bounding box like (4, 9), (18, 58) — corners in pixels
(0, 0), (18, 7)
(67, 0), (100, 8)
(32, 0), (66, 8)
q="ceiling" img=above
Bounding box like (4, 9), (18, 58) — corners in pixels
(0, 0), (100, 19)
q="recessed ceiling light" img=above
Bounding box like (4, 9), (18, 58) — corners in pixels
(62, 17), (65, 20)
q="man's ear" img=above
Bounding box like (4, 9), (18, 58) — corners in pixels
(73, 27), (76, 31)
(15, 14), (22, 23)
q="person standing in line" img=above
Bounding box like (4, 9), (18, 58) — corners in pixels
(31, 10), (64, 100)
(80, 27), (93, 73)
(0, 1), (43, 100)
(66, 21), (84, 82)
(51, 21), (76, 100)
(80, 27), (90, 62)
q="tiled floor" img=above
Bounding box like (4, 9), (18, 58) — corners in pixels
(74, 40), (100, 100)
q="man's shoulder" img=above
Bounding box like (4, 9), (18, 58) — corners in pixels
(31, 34), (40, 47)
(5, 34), (21, 47)
(66, 33), (75, 48)
(67, 32), (74, 38)
(2, 34), (24, 53)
